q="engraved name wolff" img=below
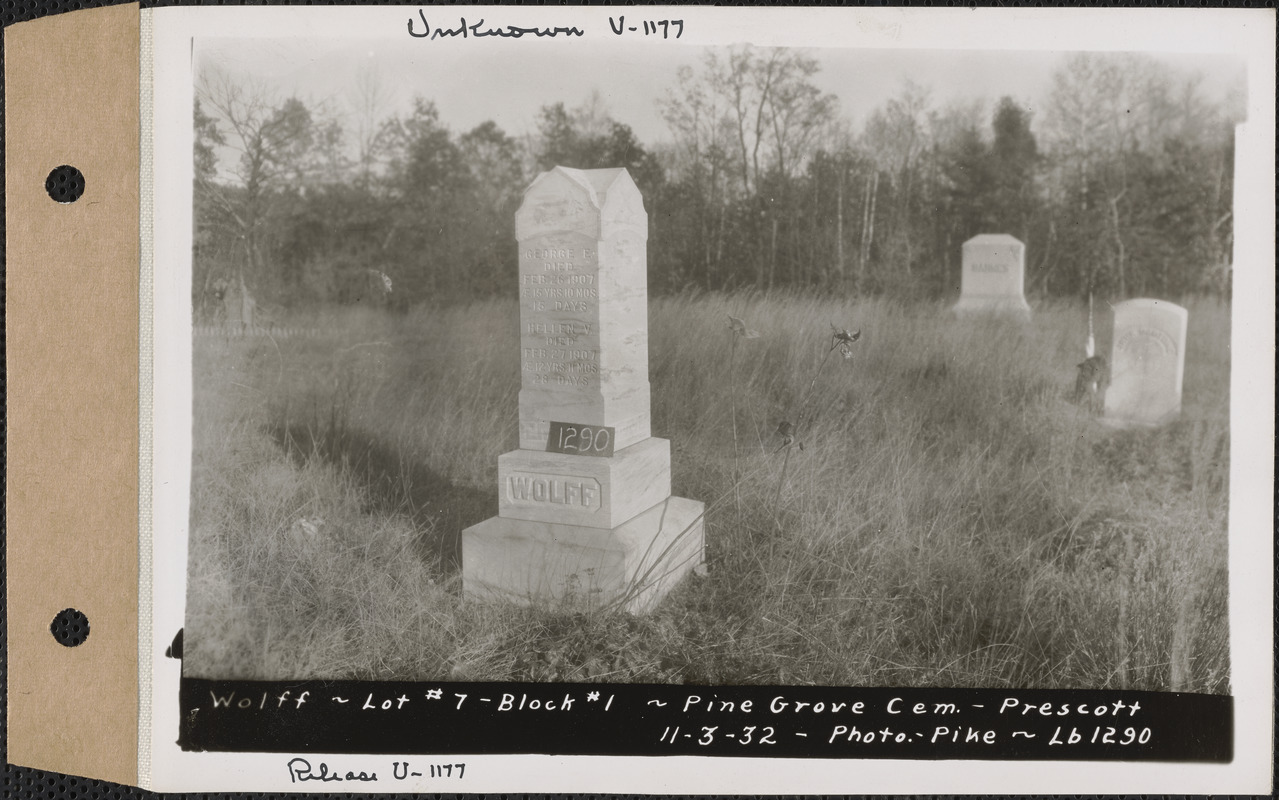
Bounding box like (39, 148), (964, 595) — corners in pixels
(506, 472), (601, 511)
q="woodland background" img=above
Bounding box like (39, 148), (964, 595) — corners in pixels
(193, 48), (1240, 315)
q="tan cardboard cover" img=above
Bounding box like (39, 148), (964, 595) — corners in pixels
(5, 2), (141, 785)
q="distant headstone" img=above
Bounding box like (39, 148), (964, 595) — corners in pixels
(952, 234), (1031, 318)
(1103, 299), (1189, 428)
(462, 167), (704, 613)
(223, 276), (255, 330)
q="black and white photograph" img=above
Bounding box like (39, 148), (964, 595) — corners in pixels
(142, 5), (1274, 793)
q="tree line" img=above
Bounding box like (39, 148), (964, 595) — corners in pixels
(194, 48), (1238, 316)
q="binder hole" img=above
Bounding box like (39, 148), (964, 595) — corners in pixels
(45, 165), (85, 203)
(51, 608), (89, 647)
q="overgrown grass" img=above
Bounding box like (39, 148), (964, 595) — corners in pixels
(185, 294), (1230, 691)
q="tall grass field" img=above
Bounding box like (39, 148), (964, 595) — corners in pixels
(185, 294), (1230, 692)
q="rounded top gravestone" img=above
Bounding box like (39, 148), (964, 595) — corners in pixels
(514, 167), (651, 451)
(1103, 298), (1189, 428)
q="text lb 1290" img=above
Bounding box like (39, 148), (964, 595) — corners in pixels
(546, 421), (615, 457)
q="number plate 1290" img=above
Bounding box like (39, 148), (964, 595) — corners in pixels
(546, 421), (615, 457)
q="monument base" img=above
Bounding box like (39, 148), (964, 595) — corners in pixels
(951, 296), (1032, 319)
(462, 496), (704, 614)
(1097, 410), (1181, 430)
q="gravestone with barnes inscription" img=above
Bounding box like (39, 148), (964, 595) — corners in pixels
(952, 234), (1031, 318)
(462, 167), (704, 613)
(1103, 299), (1188, 428)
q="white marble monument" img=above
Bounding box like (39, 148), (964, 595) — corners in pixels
(1103, 299), (1189, 428)
(952, 234), (1031, 318)
(462, 167), (704, 613)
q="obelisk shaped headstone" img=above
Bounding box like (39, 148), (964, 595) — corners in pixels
(1103, 299), (1189, 428)
(952, 234), (1031, 318)
(514, 167), (651, 451)
(463, 167), (704, 613)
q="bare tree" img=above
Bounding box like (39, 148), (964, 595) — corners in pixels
(764, 53), (838, 182)
(862, 80), (933, 278)
(196, 69), (324, 294)
(663, 46), (839, 286)
(346, 58), (397, 189)
(660, 63), (740, 284)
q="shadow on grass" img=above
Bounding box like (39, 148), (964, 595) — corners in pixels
(266, 417), (494, 576)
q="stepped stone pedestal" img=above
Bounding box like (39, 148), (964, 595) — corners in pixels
(462, 167), (704, 613)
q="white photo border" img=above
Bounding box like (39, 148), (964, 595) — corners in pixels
(146, 5), (1275, 793)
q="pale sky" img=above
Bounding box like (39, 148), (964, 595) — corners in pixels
(195, 36), (1246, 154)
